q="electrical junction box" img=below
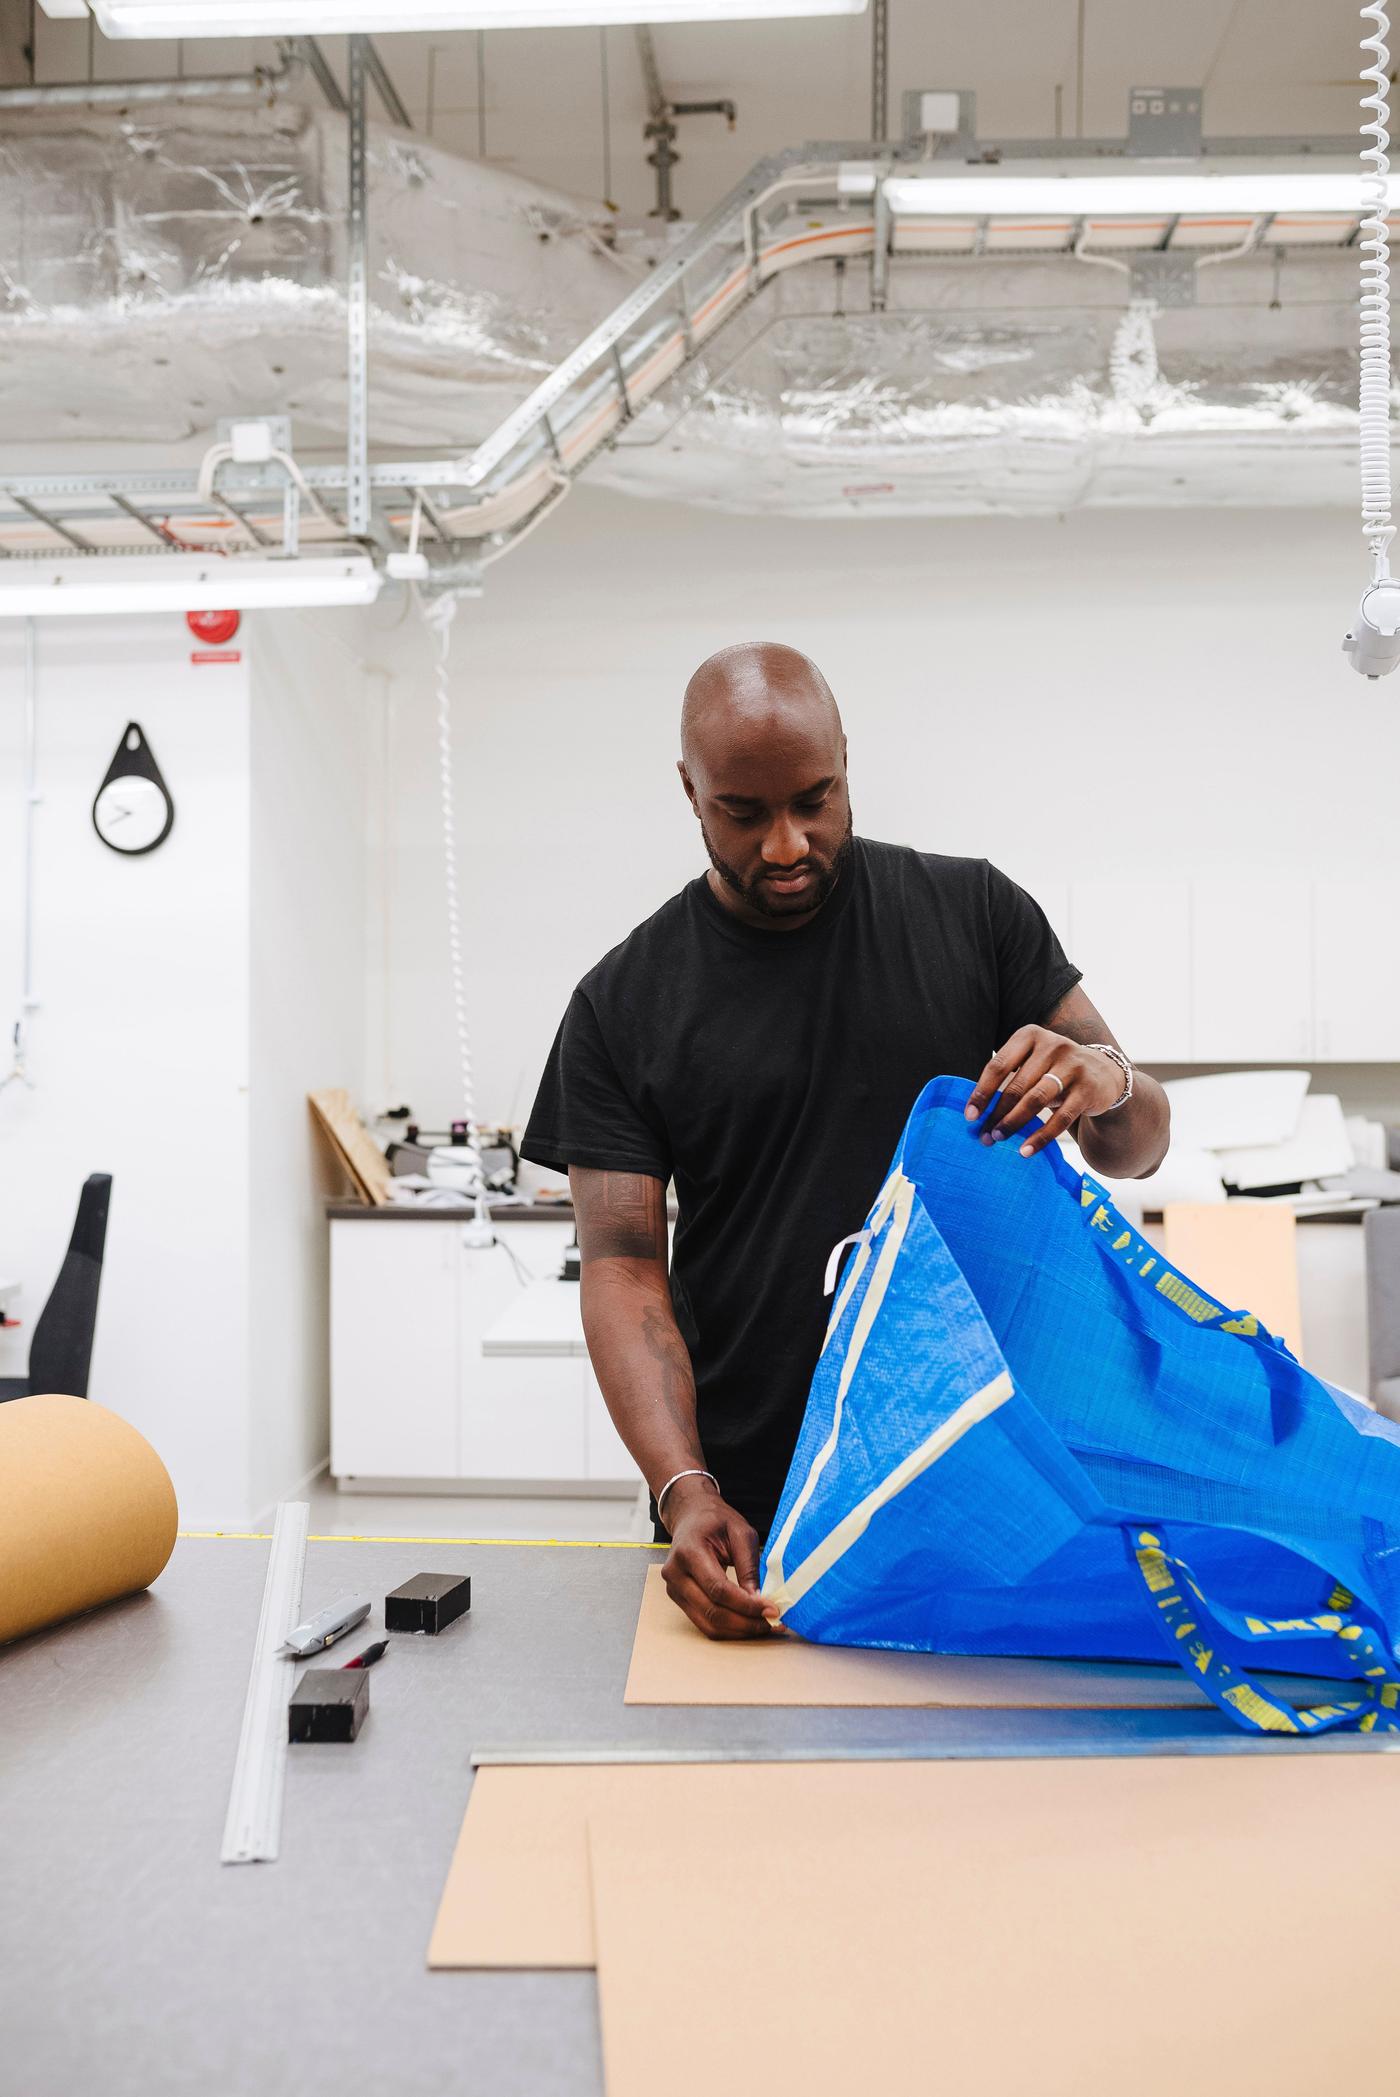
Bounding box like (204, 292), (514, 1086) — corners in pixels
(902, 88), (976, 148)
(1128, 86), (1203, 158)
(230, 420), (275, 465)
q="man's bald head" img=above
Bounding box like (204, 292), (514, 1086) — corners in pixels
(680, 642), (842, 781)
(678, 642), (853, 927)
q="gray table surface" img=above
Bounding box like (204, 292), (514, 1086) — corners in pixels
(4, 1534), (1393, 2097)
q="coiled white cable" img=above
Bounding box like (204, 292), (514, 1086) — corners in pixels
(416, 585), (485, 1196)
(1360, 2), (1395, 581)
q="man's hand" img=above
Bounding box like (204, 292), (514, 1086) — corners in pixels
(964, 1024), (1126, 1159)
(661, 1476), (773, 1641)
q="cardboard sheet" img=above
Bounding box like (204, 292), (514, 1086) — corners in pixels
(588, 1756), (1400, 2097)
(1163, 1200), (1303, 1356)
(0, 1394), (178, 1646)
(430, 1764), (696, 1968)
(625, 1563), (1250, 1709)
(308, 1087), (393, 1206)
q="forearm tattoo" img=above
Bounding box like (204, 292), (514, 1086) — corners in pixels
(640, 1297), (697, 1430)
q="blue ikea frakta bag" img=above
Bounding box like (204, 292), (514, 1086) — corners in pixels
(760, 1075), (1400, 1735)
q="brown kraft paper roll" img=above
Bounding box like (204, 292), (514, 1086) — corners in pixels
(0, 1393), (178, 1646)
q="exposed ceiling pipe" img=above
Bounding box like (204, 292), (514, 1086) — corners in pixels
(635, 23), (735, 222)
(0, 47), (300, 109)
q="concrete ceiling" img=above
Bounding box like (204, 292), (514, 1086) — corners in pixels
(5, 2), (1364, 223)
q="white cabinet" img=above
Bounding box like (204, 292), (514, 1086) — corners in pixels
(1068, 879), (1191, 1061)
(330, 1220), (459, 1481)
(585, 1364), (640, 1483)
(1189, 879), (1312, 1063)
(1312, 880), (1400, 1060)
(460, 1353), (587, 1481)
(330, 1216), (641, 1493)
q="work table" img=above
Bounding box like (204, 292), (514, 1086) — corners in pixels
(3, 1532), (1385, 2097)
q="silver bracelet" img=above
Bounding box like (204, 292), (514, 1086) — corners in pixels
(655, 1468), (719, 1519)
(1087, 1043), (1134, 1112)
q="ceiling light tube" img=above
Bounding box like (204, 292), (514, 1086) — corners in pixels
(0, 555), (382, 618)
(94, 0), (866, 34)
(879, 173), (1392, 218)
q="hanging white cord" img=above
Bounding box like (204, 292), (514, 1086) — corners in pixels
(1344, 6), (1400, 673)
(1361, 1), (1395, 583)
(415, 585), (485, 1198)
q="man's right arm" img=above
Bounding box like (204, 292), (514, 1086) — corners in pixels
(569, 1164), (773, 1640)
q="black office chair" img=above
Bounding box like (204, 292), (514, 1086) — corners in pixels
(0, 1174), (112, 1403)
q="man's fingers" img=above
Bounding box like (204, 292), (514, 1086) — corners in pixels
(1015, 1095), (1082, 1157)
(987, 1061), (1065, 1142)
(964, 1028), (1036, 1121)
(664, 1570), (772, 1640)
(669, 1547), (768, 1620)
(725, 1516), (762, 1594)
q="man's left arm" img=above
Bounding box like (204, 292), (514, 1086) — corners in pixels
(964, 984), (1170, 1179)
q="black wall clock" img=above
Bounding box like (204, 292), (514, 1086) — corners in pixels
(92, 723), (175, 856)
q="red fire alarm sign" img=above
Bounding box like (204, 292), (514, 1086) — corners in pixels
(186, 608), (240, 646)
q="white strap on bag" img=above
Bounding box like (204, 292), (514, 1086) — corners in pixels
(823, 1231), (869, 1297)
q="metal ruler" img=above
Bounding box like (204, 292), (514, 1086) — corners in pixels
(471, 1727), (1400, 1768)
(220, 1501), (309, 1864)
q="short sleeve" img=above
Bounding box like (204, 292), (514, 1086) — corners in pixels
(986, 863), (1081, 1039)
(520, 988), (671, 1182)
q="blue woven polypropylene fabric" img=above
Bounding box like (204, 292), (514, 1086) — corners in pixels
(759, 1076), (1400, 1734)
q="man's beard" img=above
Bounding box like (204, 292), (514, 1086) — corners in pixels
(702, 811), (854, 920)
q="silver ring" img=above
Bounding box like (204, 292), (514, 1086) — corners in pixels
(1043, 1071), (1065, 1098)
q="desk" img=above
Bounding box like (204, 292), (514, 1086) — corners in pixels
(3, 1534), (1386, 2097)
(482, 1280), (587, 1358)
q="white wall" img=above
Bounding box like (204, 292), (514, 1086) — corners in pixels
(0, 617), (252, 1509)
(367, 490), (1400, 1136)
(0, 607), (372, 1527)
(246, 609), (372, 1519)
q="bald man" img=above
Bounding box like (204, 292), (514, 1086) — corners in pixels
(521, 643), (1169, 1639)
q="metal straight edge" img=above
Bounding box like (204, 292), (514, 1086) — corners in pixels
(470, 1730), (1400, 1768)
(219, 1500), (309, 1865)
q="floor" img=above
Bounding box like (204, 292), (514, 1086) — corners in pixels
(304, 1475), (653, 1544)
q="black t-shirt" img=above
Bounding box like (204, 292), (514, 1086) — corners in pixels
(521, 839), (1080, 1540)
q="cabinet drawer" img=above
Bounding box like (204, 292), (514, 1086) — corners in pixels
(462, 1355), (587, 1481)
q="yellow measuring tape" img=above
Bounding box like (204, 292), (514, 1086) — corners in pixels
(178, 1529), (664, 1549)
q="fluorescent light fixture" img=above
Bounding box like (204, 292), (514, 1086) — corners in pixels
(94, 0), (865, 33)
(877, 173), (1387, 217)
(0, 554), (382, 618)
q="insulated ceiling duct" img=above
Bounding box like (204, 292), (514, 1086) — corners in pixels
(589, 254), (1363, 516)
(0, 101), (634, 448)
(0, 103), (1377, 519)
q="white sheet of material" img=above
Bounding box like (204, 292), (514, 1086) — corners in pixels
(1217, 1093), (1355, 1192)
(1161, 1070), (1310, 1152)
(1057, 1137), (1226, 1222)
